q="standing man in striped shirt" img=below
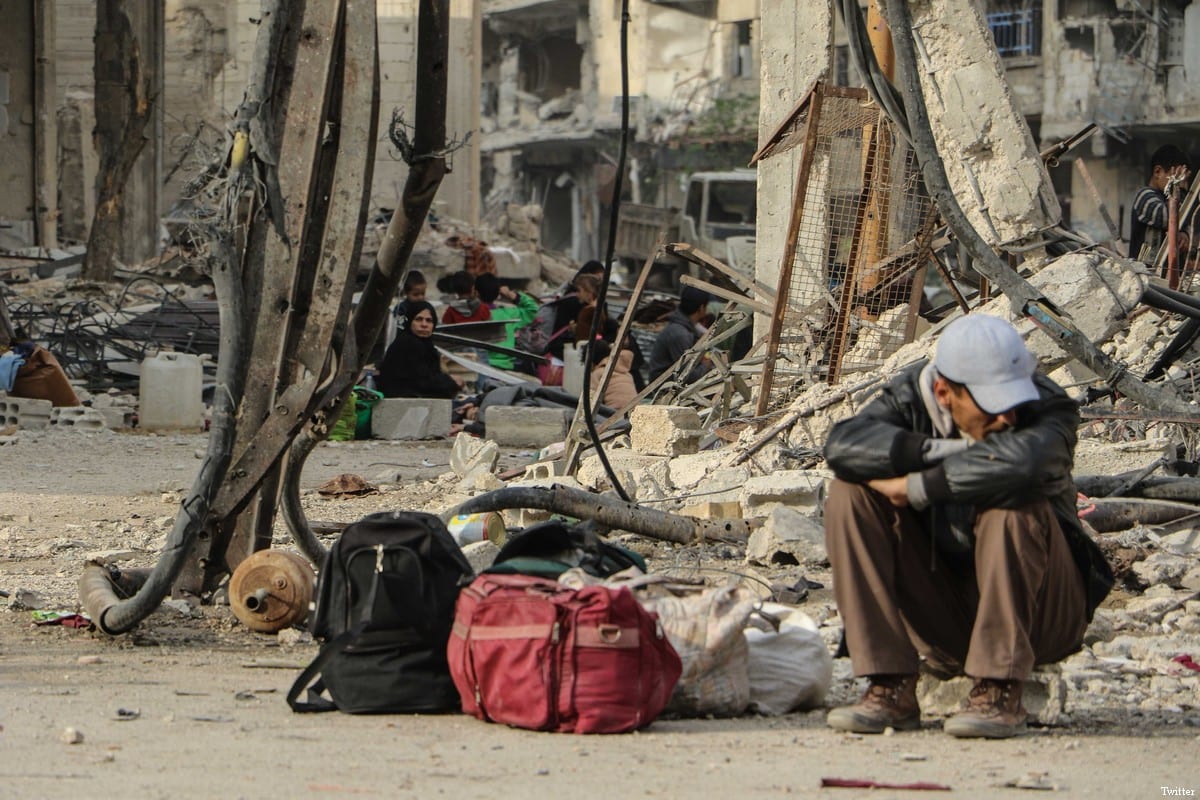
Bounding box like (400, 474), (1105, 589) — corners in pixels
(1128, 145), (1191, 264)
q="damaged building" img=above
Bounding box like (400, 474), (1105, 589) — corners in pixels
(478, 0), (761, 262)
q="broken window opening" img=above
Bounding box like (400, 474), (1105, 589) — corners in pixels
(987, 6), (1042, 57)
(1059, 0), (1118, 19)
(732, 20), (753, 78)
(1064, 25), (1096, 55)
(518, 35), (582, 101)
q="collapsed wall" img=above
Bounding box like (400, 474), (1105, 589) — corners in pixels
(904, 0), (1060, 244)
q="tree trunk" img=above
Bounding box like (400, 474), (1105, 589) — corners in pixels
(82, 0), (153, 282)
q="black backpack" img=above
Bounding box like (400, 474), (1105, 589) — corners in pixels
(287, 511), (473, 713)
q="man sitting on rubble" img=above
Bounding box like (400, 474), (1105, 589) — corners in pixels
(648, 286), (711, 385)
(822, 314), (1113, 739)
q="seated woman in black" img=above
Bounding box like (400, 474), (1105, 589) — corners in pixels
(377, 302), (462, 400)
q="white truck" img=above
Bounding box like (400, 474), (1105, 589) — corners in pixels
(614, 169), (757, 286)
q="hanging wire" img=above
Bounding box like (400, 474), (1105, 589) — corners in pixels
(580, 0), (634, 502)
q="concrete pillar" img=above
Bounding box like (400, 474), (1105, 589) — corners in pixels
(0, 0), (37, 249)
(908, 0), (1059, 244)
(753, 0), (833, 338)
(122, 2), (164, 265)
(445, 0), (481, 225)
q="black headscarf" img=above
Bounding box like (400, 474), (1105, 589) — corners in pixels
(377, 301), (458, 398)
(395, 299), (437, 336)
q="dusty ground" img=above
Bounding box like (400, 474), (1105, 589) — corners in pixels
(1, 428), (1198, 798)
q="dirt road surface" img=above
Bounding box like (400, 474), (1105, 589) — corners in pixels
(1, 429), (1197, 798)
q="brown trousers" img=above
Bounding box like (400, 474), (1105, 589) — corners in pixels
(825, 479), (1088, 681)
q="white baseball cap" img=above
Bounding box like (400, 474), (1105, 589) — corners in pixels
(934, 315), (1039, 414)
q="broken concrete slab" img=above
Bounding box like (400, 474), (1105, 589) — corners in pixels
(1072, 437), (1177, 477)
(745, 505), (827, 567)
(449, 432), (499, 480)
(629, 405), (704, 457)
(1131, 552), (1195, 589)
(678, 500), (743, 521)
(908, 0), (1059, 245)
(372, 398), (452, 440)
(739, 470), (829, 517)
(485, 406), (569, 447)
(577, 450), (672, 501)
(668, 450), (730, 489)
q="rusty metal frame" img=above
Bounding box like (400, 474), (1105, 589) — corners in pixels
(755, 84), (827, 416)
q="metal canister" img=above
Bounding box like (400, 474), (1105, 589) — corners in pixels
(447, 512), (507, 547)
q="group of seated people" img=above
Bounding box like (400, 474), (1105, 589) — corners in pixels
(374, 259), (716, 427)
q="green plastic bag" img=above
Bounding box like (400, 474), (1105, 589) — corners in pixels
(329, 393), (359, 441)
(354, 386), (384, 439)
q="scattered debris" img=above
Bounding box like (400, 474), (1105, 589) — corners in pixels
(316, 473), (378, 498)
(60, 727), (84, 745)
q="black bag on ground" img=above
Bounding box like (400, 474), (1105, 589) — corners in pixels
(287, 511), (473, 713)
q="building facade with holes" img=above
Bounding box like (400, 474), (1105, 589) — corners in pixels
(478, 0), (760, 263)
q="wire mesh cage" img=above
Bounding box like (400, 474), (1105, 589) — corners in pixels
(754, 83), (937, 415)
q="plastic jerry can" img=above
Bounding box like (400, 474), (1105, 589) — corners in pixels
(139, 352), (204, 431)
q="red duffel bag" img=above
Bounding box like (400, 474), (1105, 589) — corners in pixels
(447, 573), (682, 734)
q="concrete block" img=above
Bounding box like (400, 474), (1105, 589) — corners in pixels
(629, 405), (703, 457)
(485, 406), (569, 447)
(523, 460), (566, 480)
(740, 470), (829, 517)
(94, 407), (130, 429)
(372, 398), (451, 440)
(679, 500), (743, 520)
(745, 506), (827, 566)
(51, 407), (107, 431)
(0, 396), (53, 430)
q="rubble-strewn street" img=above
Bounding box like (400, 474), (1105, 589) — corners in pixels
(2, 429), (1198, 797)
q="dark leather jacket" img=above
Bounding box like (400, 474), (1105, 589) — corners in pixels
(824, 362), (1113, 618)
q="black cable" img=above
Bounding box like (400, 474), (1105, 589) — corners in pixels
(1144, 317), (1200, 382)
(580, 0), (632, 502)
(838, 0), (912, 145)
(1141, 286), (1200, 321)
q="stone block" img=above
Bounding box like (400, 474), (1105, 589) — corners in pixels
(629, 405), (703, 457)
(916, 669), (1067, 726)
(372, 398), (452, 440)
(1131, 552), (1194, 589)
(51, 407), (107, 431)
(461, 540), (501, 574)
(449, 432), (499, 479)
(485, 406), (569, 447)
(0, 396), (53, 430)
(577, 450), (671, 500)
(744, 506), (826, 566)
(739, 470), (828, 517)
(667, 450), (729, 489)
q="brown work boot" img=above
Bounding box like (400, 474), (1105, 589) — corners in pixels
(944, 678), (1027, 739)
(827, 674), (920, 733)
